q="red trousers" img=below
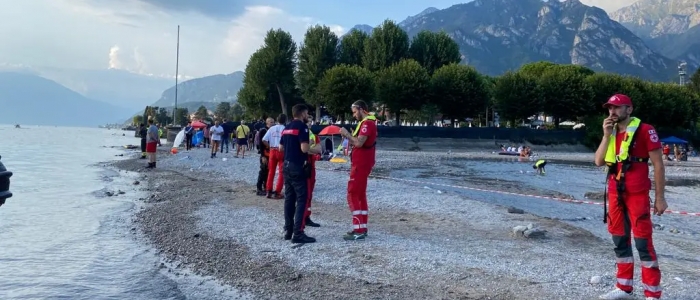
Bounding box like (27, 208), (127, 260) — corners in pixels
(347, 162), (372, 233)
(266, 149), (284, 193)
(607, 189), (661, 298)
(305, 159), (316, 219)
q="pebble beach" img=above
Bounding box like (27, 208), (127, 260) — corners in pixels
(108, 144), (700, 300)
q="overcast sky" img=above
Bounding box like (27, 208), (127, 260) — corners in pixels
(0, 0), (638, 79)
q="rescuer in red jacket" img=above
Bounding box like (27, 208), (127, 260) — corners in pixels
(339, 100), (377, 241)
(594, 94), (668, 300)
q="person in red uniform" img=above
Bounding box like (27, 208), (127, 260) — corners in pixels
(594, 94), (667, 300)
(339, 100), (377, 241)
(304, 118), (321, 228)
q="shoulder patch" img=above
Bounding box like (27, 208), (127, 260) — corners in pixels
(650, 133), (659, 143)
(648, 129), (656, 135)
(361, 127), (368, 133)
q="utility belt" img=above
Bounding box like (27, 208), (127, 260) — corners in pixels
(603, 157), (649, 223)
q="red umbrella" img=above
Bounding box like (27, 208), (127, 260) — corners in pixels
(191, 121), (207, 128)
(319, 125), (341, 135)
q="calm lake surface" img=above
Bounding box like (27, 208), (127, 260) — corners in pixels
(0, 125), (238, 300)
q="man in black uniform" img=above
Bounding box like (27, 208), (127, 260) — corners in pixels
(256, 117), (274, 196)
(138, 123), (147, 159)
(280, 104), (318, 243)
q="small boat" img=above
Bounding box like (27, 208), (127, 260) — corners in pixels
(497, 151), (521, 156)
(14, 124), (20, 128)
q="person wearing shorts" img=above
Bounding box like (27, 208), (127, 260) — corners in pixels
(146, 119), (160, 168)
(236, 120), (250, 158)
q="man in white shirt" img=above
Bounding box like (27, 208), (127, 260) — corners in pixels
(210, 121), (224, 159)
(262, 114), (287, 199)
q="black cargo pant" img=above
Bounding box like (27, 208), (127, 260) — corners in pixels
(257, 156), (268, 191)
(283, 160), (308, 234)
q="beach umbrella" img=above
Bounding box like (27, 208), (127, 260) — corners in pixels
(191, 121), (207, 128)
(319, 125), (342, 136)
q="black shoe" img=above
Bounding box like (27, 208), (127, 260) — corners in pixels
(256, 190), (266, 196)
(305, 218), (320, 227)
(152, 162), (156, 168)
(291, 232), (316, 244)
(284, 230), (292, 240)
(146, 162), (154, 168)
(266, 191), (273, 199)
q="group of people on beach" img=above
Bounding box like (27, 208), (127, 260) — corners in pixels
(135, 92), (670, 299)
(253, 100), (378, 243)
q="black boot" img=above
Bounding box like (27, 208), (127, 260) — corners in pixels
(291, 232), (316, 244)
(305, 217), (320, 227)
(146, 162), (154, 168)
(283, 229), (292, 240)
(152, 162), (156, 168)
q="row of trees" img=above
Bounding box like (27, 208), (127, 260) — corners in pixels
(236, 19), (700, 132)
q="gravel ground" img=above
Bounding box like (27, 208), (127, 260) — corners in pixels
(111, 146), (700, 300)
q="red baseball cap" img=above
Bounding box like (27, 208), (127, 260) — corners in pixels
(603, 94), (633, 108)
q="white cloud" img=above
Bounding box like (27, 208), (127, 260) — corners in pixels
(0, 1), (343, 79)
(221, 6), (345, 72)
(108, 45), (122, 69)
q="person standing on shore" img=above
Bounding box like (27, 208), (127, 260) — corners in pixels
(138, 123), (147, 159)
(184, 122), (194, 151)
(594, 94), (667, 300)
(280, 104), (316, 243)
(339, 100), (377, 241)
(145, 119), (161, 168)
(235, 120), (250, 158)
(262, 114), (287, 199)
(220, 119), (232, 154)
(305, 118), (321, 228)
(210, 121), (224, 159)
(256, 118), (274, 196)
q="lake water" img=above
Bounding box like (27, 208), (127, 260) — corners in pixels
(0, 125), (237, 300)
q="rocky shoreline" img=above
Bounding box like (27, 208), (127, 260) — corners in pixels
(109, 148), (698, 300)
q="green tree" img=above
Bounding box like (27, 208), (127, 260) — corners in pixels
(409, 31), (461, 74)
(297, 25), (339, 119)
(174, 108), (189, 126)
(363, 20), (409, 72)
(338, 29), (369, 66)
(194, 105), (209, 120)
(538, 66), (595, 127)
(519, 61), (557, 77)
(375, 59), (430, 125)
(229, 103), (245, 121)
(243, 29), (298, 115)
(430, 64), (489, 127)
(317, 64), (375, 121)
(689, 67), (700, 94)
(156, 107), (172, 125)
(214, 102), (231, 120)
(132, 115), (143, 126)
(237, 61), (277, 118)
(492, 71), (542, 126)
(585, 73), (631, 108)
(143, 106), (158, 123)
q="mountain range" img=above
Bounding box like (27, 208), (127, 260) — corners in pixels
(2, 0), (698, 127)
(0, 72), (133, 127)
(351, 0), (696, 81)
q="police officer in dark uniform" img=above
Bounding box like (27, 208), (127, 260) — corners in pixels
(280, 104), (320, 244)
(138, 123), (147, 159)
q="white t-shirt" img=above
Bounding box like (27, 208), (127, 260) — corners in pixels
(210, 125), (224, 141)
(262, 124), (285, 148)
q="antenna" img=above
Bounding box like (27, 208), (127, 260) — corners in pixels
(678, 61), (687, 86)
(171, 25), (180, 125)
